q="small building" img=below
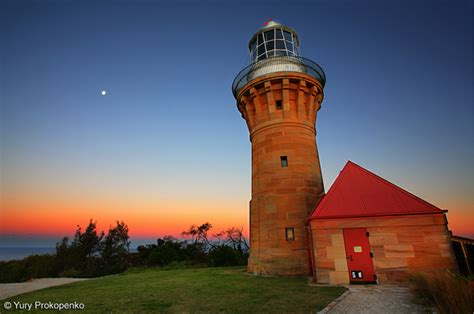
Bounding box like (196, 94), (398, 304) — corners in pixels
(451, 235), (474, 277)
(309, 161), (457, 285)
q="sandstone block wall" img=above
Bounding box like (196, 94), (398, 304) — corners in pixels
(310, 214), (457, 284)
(236, 72), (325, 275)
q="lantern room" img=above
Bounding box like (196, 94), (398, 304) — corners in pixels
(248, 20), (300, 62)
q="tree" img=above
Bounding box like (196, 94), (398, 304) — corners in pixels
(101, 221), (131, 273)
(182, 222), (214, 249)
(224, 227), (249, 254)
(72, 219), (104, 260)
(55, 236), (75, 274)
(102, 221), (130, 259)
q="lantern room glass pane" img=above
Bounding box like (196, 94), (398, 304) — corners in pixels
(276, 29), (283, 39)
(257, 44), (265, 56)
(283, 30), (292, 41)
(286, 41), (293, 52)
(257, 33), (263, 45)
(264, 30), (274, 41)
(251, 39), (257, 51)
(276, 40), (285, 49)
(265, 40), (274, 51)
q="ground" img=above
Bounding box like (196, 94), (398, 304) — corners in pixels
(0, 278), (89, 300)
(1, 267), (345, 313)
(319, 284), (432, 314)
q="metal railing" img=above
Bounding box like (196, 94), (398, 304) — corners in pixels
(232, 56), (326, 97)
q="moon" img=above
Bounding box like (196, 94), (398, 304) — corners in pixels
(101, 90), (107, 96)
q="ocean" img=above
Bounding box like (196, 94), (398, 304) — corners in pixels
(0, 247), (56, 261)
(0, 247), (139, 261)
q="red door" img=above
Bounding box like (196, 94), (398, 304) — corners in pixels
(343, 228), (376, 284)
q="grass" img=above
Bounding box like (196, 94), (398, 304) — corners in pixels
(408, 270), (474, 314)
(2, 267), (346, 313)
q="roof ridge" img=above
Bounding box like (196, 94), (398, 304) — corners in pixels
(313, 211), (446, 220)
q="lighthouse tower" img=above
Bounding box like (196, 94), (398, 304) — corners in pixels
(232, 20), (326, 275)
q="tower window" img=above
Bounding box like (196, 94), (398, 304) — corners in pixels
(275, 100), (282, 110)
(285, 228), (295, 241)
(280, 156), (288, 167)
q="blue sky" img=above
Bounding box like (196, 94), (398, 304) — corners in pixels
(1, 0), (473, 247)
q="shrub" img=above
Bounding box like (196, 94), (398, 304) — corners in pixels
(146, 245), (180, 266)
(0, 260), (28, 283)
(182, 242), (208, 264)
(24, 254), (58, 278)
(208, 245), (242, 267)
(0, 255), (60, 283)
(408, 270), (474, 314)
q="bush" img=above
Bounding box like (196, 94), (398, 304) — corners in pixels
(135, 235), (248, 269)
(146, 245), (180, 266)
(408, 270), (474, 314)
(208, 245), (243, 267)
(0, 260), (28, 283)
(182, 242), (208, 264)
(0, 254), (61, 283)
(24, 254), (58, 278)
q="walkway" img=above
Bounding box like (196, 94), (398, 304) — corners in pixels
(0, 278), (88, 300)
(319, 284), (432, 314)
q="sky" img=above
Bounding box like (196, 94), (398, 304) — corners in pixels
(1, 0), (473, 247)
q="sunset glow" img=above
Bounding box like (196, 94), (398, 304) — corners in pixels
(1, 0), (472, 248)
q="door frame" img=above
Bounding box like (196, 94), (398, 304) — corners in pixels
(343, 227), (377, 284)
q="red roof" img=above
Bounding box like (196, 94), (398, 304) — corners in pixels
(310, 161), (445, 219)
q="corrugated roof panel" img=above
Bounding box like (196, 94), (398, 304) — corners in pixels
(310, 161), (444, 219)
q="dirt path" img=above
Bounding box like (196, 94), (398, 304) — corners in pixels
(0, 278), (89, 300)
(319, 285), (432, 314)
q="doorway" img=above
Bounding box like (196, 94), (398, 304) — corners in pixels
(343, 228), (376, 284)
